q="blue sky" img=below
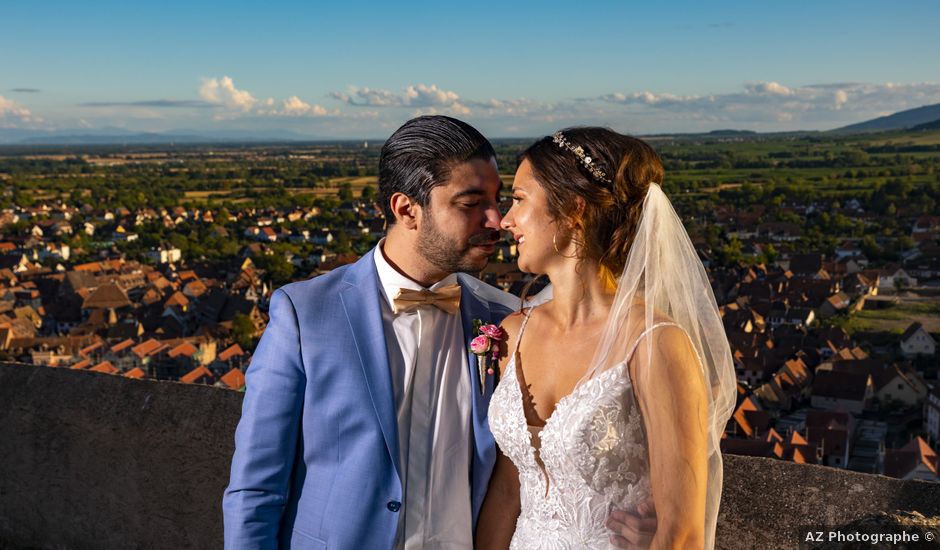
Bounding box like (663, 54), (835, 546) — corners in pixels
(2, 0), (939, 137)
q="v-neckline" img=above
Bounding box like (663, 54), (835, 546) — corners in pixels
(504, 352), (627, 498)
(508, 352), (628, 451)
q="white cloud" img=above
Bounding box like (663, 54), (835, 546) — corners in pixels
(594, 81), (940, 127)
(281, 96), (326, 116)
(264, 96), (337, 117)
(199, 76), (257, 112)
(745, 81), (795, 96)
(198, 76), (340, 119)
(331, 83), (471, 114)
(0, 95), (41, 127)
(834, 89), (849, 109)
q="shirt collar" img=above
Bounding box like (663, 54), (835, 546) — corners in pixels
(373, 238), (459, 311)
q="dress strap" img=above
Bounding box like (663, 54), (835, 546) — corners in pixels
(624, 322), (682, 363)
(512, 304), (538, 357)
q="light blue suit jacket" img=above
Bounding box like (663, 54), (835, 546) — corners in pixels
(223, 248), (517, 549)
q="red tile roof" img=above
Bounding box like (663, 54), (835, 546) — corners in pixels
(218, 343), (244, 362)
(219, 368), (246, 391)
(168, 342), (197, 359)
(180, 365), (213, 384)
(165, 291), (189, 308)
(124, 367), (146, 379)
(132, 338), (166, 359)
(89, 361), (118, 374)
(111, 338), (135, 353)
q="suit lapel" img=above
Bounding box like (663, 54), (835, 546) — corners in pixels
(339, 250), (400, 478)
(458, 275), (499, 526)
(458, 277), (493, 398)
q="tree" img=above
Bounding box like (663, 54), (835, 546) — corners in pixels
(338, 183), (354, 202)
(232, 313), (257, 350)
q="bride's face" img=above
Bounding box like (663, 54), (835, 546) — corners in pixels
(500, 159), (562, 274)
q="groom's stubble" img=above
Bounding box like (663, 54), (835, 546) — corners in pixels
(416, 204), (495, 275)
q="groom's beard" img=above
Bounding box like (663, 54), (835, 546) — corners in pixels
(417, 210), (492, 274)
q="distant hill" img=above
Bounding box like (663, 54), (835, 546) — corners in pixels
(833, 102), (940, 133)
(912, 118), (940, 131)
(707, 129), (758, 137)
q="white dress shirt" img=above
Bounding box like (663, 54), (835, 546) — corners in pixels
(374, 240), (473, 549)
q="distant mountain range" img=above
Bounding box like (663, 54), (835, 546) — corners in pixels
(832, 102), (940, 133)
(3, 103), (940, 145)
(912, 118), (940, 131)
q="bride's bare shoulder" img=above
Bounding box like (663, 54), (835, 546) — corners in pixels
(498, 310), (528, 342)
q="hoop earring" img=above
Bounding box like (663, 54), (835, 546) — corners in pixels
(552, 232), (578, 259)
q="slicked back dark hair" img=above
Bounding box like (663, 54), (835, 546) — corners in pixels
(378, 115), (496, 225)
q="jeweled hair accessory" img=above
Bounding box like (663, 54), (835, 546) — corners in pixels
(552, 131), (612, 184)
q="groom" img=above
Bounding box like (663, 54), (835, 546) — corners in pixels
(223, 115), (516, 549)
(223, 115), (654, 549)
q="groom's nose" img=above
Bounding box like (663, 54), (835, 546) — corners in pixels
(483, 203), (503, 229)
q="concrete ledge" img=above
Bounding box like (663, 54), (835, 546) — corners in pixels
(1, 362), (939, 549)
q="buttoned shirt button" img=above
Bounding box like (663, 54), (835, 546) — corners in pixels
(387, 500), (401, 512)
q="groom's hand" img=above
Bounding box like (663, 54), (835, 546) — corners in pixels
(606, 497), (656, 549)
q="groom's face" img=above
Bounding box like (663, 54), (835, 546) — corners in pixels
(415, 157), (503, 274)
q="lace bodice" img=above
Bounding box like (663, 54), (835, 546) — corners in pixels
(487, 307), (678, 549)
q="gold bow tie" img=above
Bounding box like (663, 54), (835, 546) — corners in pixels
(391, 284), (462, 315)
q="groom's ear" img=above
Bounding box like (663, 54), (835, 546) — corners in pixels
(389, 192), (420, 230)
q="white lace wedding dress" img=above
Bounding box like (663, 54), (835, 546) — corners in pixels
(488, 305), (678, 549)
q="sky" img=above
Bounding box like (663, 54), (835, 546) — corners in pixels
(2, 0), (940, 139)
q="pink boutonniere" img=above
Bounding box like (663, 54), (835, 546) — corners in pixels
(469, 319), (506, 394)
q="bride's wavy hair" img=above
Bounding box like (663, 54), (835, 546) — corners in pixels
(520, 127), (664, 286)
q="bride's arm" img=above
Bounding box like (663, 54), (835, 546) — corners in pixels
(475, 313), (525, 549)
(475, 450), (521, 549)
(628, 326), (708, 550)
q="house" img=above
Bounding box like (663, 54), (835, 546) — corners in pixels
(730, 396), (770, 438)
(817, 292), (851, 319)
(882, 437), (940, 482)
(761, 428), (819, 464)
(835, 241), (864, 261)
(312, 228), (334, 245)
(842, 272), (878, 298)
(81, 283), (132, 314)
(213, 343), (246, 371)
(757, 222), (802, 242)
(736, 356), (777, 387)
(89, 360), (119, 375)
(900, 322), (936, 357)
(124, 367), (146, 379)
(145, 245), (182, 265)
(810, 370), (873, 414)
(806, 410), (854, 468)
(788, 254), (828, 279)
(131, 338), (167, 371)
(180, 365), (214, 385)
(879, 266), (917, 290)
(216, 367), (246, 391)
(831, 361), (927, 408)
(754, 358), (814, 411)
(260, 227), (277, 243)
(782, 307), (815, 329)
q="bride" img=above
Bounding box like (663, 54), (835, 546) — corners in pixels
(476, 128), (736, 549)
